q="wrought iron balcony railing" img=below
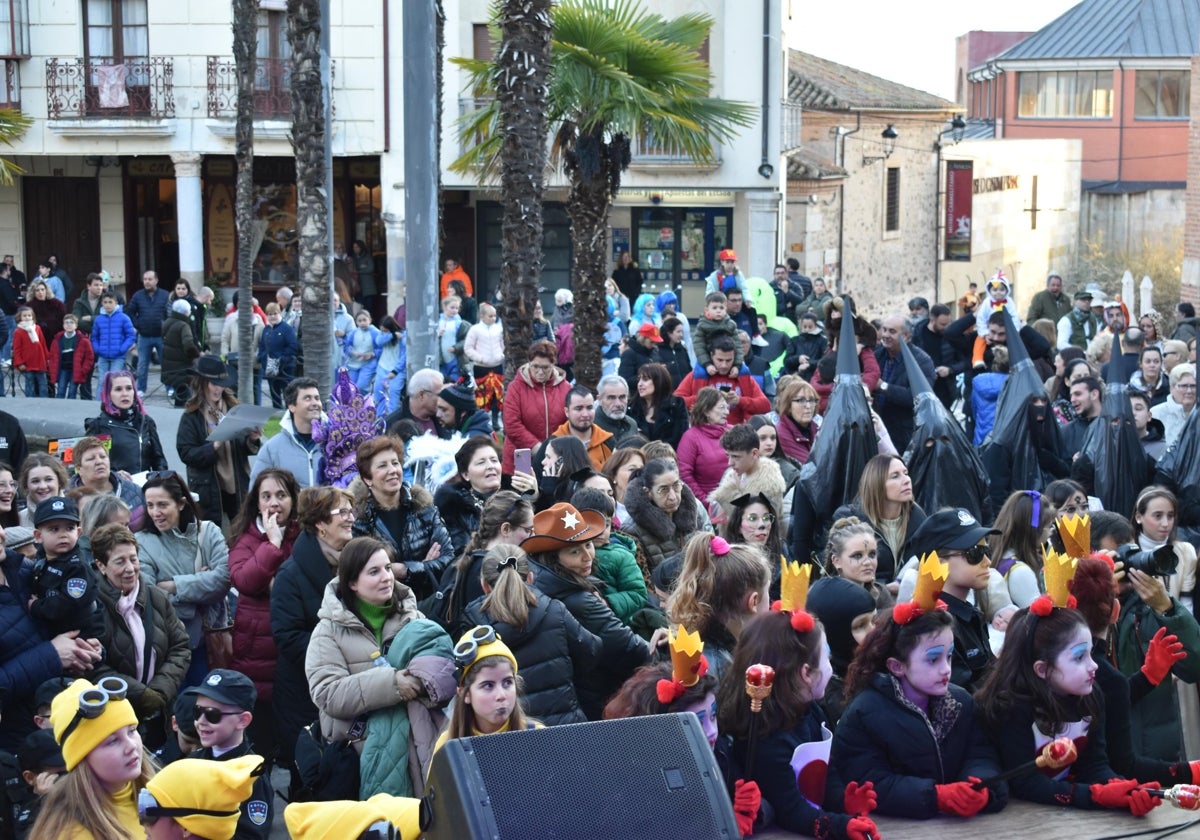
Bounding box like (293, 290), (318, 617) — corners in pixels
(45, 56), (175, 119)
(207, 56), (335, 120)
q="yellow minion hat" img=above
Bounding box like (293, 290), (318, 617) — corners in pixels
(50, 677), (138, 771)
(144, 755), (263, 840)
(454, 626), (518, 685)
(285, 794), (421, 840)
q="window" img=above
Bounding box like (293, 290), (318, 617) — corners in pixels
(884, 166), (901, 233)
(83, 0), (148, 63)
(254, 8), (292, 115)
(1135, 70), (1189, 118)
(1017, 70), (1113, 118)
(0, 0), (30, 58)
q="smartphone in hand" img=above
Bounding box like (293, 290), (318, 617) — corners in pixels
(515, 448), (533, 476)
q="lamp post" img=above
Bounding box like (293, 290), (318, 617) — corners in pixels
(862, 124), (899, 166)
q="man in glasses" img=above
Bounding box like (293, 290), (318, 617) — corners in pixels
(191, 669), (274, 839)
(905, 509), (1001, 695)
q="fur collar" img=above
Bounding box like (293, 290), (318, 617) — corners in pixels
(623, 474), (700, 542)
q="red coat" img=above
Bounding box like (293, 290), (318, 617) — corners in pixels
(501, 362), (571, 473)
(12, 325), (49, 372)
(677, 423), (729, 506)
(48, 331), (96, 384)
(673, 368), (771, 425)
(228, 519), (300, 701)
(811, 346), (881, 415)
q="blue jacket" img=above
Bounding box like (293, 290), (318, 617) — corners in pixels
(91, 309), (136, 359)
(970, 372), (1007, 445)
(258, 321), (299, 378)
(0, 550), (65, 751)
(125, 288), (171, 337)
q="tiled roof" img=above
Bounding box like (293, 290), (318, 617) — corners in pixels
(962, 119), (997, 140)
(788, 50), (958, 112)
(786, 149), (847, 181)
(997, 0), (1200, 61)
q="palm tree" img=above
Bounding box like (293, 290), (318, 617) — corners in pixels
(232, 0), (258, 399)
(453, 0), (754, 389)
(288, 0), (334, 394)
(0, 108), (33, 186)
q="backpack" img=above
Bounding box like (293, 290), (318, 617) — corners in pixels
(555, 322), (575, 366)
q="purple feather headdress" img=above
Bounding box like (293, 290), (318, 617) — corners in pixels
(312, 368), (386, 487)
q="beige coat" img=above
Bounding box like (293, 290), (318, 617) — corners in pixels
(304, 578), (421, 744)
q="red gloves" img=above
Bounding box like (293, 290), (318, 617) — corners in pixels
(935, 778), (990, 817)
(1090, 778), (1162, 814)
(843, 781), (877, 817)
(733, 779), (760, 837)
(1141, 627), (1186, 686)
(845, 816), (880, 840)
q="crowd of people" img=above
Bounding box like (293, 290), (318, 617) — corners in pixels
(1, 256), (1200, 840)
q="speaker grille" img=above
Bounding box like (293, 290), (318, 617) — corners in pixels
(462, 714), (733, 838)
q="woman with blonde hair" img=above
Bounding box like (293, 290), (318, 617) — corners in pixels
(773, 377), (820, 464)
(26, 278), (66, 343)
(666, 532), (771, 685)
(30, 677), (156, 840)
(834, 453), (926, 589)
(461, 544), (603, 725)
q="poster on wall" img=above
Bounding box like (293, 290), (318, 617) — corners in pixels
(612, 227), (630, 261)
(945, 160), (972, 262)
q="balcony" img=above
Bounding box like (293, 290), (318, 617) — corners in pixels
(207, 56), (335, 122)
(45, 56), (175, 120)
(629, 130), (722, 172)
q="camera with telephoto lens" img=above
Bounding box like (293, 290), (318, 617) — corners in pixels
(1114, 543), (1178, 577)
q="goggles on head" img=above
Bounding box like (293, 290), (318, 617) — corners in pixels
(136, 787), (238, 826)
(60, 676), (129, 744)
(453, 625), (498, 670)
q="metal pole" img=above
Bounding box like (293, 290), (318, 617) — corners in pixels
(402, 0), (439, 381)
(321, 0), (334, 274)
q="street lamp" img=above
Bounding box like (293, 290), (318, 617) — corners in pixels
(862, 125), (898, 166)
(935, 114), (967, 149)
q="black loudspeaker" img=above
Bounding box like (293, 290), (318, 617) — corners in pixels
(421, 713), (740, 839)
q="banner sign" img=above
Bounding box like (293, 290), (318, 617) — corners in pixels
(945, 161), (973, 262)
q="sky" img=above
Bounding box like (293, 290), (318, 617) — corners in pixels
(787, 0), (1085, 101)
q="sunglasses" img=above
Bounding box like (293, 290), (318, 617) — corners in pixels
(195, 705), (244, 725)
(945, 544), (989, 565)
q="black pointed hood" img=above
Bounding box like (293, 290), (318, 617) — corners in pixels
(899, 338), (934, 398)
(799, 296), (877, 521)
(1079, 330), (1145, 515)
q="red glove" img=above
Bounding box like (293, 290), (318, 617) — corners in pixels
(1129, 785), (1162, 817)
(935, 778), (990, 817)
(1141, 627), (1186, 686)
(843, 781), (877, 817)
(845, 816), (879, 840)
(733, 779), (760, 837)
(1090, 777), (1141, 809)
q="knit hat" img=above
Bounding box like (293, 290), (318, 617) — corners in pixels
(3, 525), (35, 552)
(172, 299), (192, 315)
(439, 383), (477, 415)
(50, 677), (138, 771)
(284, 793), (421, 840)
(453, 625), (518, 685)
(142, 755), (263, 840)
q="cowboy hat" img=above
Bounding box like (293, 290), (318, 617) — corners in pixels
(189, 355), (236, 387)
(520, 502), (605, 555)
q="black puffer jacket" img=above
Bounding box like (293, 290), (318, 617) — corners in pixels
(619, 474), (708, 571)
(176, 405), (259, 524)
(161, 311), (198, 390)
(432, 482), (483, 562)
(93, 577), (192, 717)
(532, 561), (650, 720)
(659, 341), (692, 387)
(463, 591), (603, 726)
(84, 410), (169, 475)
(353, 484), (454, 602)
(269, 530), (337, 765)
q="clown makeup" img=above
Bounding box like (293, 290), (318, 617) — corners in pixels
(678, 691), (719, 749)
(832, 535), (878, 585)
(465, 661), (517, 734)
(738, 502), (775, 546)
(1039, 625), (1097, 698)
(888, 627), (953, 713)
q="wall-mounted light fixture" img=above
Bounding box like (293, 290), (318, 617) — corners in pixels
(862, 125), (898, 167)
(757, 162), (775, 179)
(935, 115), (967, 149)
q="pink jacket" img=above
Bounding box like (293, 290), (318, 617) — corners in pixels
(464, 321), (504, 368)
(677, 423), (729, 506)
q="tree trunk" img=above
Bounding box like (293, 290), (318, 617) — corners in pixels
(232, 0), (258, 401)
(497, 0), (552, 379)
(288, 0), (334, 395)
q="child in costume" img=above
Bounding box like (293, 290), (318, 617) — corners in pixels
(717, 607), (879, 840)
(693, 292), (744, 375)
(826, 553), (1008, 819)
(285, 795), (421, 840)
(433, 625), (540, 754)
(342, 309), (381, 395)
(806, 576), (877, 727)
(604, 628), (762, 838)
(666, 534), (771, 686)
(137, 754), (264, 840)
(972, 270), (1022, 370)
(975, 548), (1162, 814)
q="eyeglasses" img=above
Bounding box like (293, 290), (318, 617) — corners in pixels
(328, 508), (356, 520)
(943, 544), (988, 565)
(137, 787), (239, 827)
(652, 481), (683, 499)
(792, 397), (819, 406)
(195, 705), (245, 725)
(60, 676), (128, 744)
(453, 625), (498, 669)
(529, 363), (553, 373)
(1176, 383), (1197, 391)
(744, 513), (776, 527)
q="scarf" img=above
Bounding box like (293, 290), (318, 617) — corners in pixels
(117, 581), (155, 682)
(316, 534), (342, 569)
(357, 598), (391, 645)
(19, 321), (38, 342)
